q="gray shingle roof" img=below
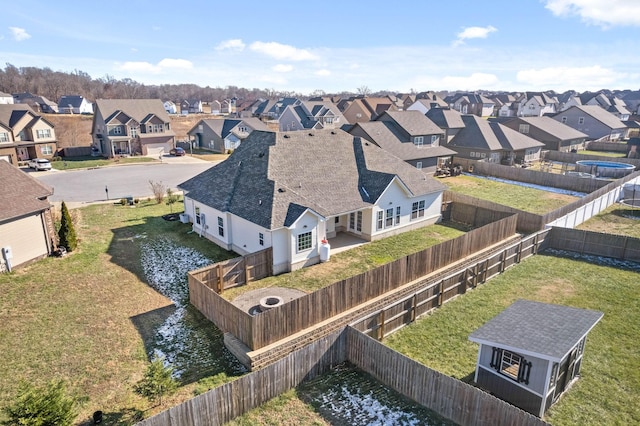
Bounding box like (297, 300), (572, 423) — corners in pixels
(379, 110), (444, 136)
(469, 299), (603, 361)
(0, 160), (53, 222)
(179, 129), (447, 230)
(95, 99), (172, 126)
(449, 115), (544, 151)
(517, 117), (588, 140)
(558, 105), (627, 129)
(426, 108), (466, 129)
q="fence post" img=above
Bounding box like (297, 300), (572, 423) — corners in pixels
(217, 263), (223, 293)
(516, 242), (523, 263)
(411, 293), (417, 323)
(438, 280), (444, 306)
(244, 257), (251, 285)
(378, 309), (385, 341)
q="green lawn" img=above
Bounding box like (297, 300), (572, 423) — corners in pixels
(384, 253), (640, 425)
(222, 222), (468, 300)
(51, 155), (156, 170)
(576, 202), (640, 238)
(578, 150), (627, 158)
(443, 174), (579, 214)
(0, 201), (241, 424)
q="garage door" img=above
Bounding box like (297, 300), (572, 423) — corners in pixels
(144, 142), (172, 157)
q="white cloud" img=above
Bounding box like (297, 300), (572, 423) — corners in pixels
(215, 39), (246, 51)
(118, 58), (193, 74)
(517, 65), (623, 90)
(157, 58), (193, 69)
(272, 64), (293, 72)
(249, 41), (318, 61)
(9, 27), (30, 41)
(315, 69), (331, 76)
(544, 0), (640, 27)
(453, 25), (497, 46)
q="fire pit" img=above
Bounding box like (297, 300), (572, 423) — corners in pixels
(259, 296), (284, 311)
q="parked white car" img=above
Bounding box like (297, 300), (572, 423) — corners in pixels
(28, 158), (52, 171)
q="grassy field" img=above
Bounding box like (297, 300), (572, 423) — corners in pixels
(576, 202), (640, 238)
(222, 222), (468, 300)
(578, 150), (627, 158)
(383, 253), (640, 425)
(442, 174), (579, 213)
(0, 201), (242, 424)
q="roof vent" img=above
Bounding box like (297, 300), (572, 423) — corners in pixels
(259, 200), (262, 205)
(258, 152), (264, 158)
(308, 133), (314, 136)
(283, 134), (290, 138)
(331, 131), (336, 135)
(365, 142), (369, 146)
(278, 188), (286, 193)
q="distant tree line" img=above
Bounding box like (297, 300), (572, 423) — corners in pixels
(0, 63), (383, 104)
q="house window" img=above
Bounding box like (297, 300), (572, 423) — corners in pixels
(414, 136), (424, 147)
(36, 129), (51, 138)
(395, 206), (401, 225)
(561, 116), (567, 123)
(217, 216), (224, 237)
(377, 211), (383, 230)
(578, 117), (585, 124)
(130, 127), (138, 137)
(195, 207), (201, 225)
(416, 161), (422, 170)
(411, 200), (425, 219)
(114, 126), (122, 135)
(385, 208), (393, 227)
(40, 145), (53, 155)
(325, 117), (333, 124)
(297, 231), (312, 252)
(259, 232), (264, 246)
(335, 216), (340, 224)
(431, 135), (439, 146)
(480, 153), (486, 158)
(0, 132), (9, 142)
(470, 152), (476, 158)
(519, 124), (530, 134)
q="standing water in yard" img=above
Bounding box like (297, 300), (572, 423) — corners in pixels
(139, 237), (246, 381)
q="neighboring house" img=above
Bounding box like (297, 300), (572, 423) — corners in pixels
(559, 93), (582, 112)
(13, 92), (58, 113)
(221, 98), (237, 115)
(623, 120), (640, 139)
(490, 94), (519, 117)
(342, 97), (398, 124)
(445, 93), (494, 117)
(516, 92), (558, 117)
(163, 100), (178, 114)
(187, 117), (271, 153)
(251, 97), (301, 120)
(621, 90), (640, 115)
(210, 100), (222, 115)
(406, 94), (448, 114)
(446, 115), (544, 165)
(278, 101), (344, 132)
(0, 104), (58, 164)
(178, 129), (447, 274)
(0, 160), (56, 271)
(425, 108), (466, 143)
(552, 105), (627, 141)
(180, 99), (203, 115)
(57, 95), (94, 114)
(502, 117), (588, 152)
(92, 99), (176, 157)
(349, 110), (456, 173)
(469, 299), (603, 417)
(0, 91), (14, 104)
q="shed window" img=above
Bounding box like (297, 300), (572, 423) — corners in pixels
(297, 231), (312, 252)
(491, 347), (532, 385)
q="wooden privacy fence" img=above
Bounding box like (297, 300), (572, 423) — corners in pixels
(546, 227), (640, 262)
(586, 141), (629, 153)
(136, 327), (548, 426)
(350, 230), (548, 340)
(469, 161), (610, 193)
(189, 248), (272, 292)
(248, 214), (518, 350)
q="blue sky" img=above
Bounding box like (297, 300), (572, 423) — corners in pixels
(2, 0), (640, 95)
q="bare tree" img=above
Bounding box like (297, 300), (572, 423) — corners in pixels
(357, 85), (371, 96)
(149, 180), (167, 204)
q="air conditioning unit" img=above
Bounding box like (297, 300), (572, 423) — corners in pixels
(179, 213), (190, 223)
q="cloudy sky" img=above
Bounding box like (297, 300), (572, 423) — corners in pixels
(2, 0), (640, 94)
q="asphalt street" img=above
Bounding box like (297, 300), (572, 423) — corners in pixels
(29, 156), (215, 206)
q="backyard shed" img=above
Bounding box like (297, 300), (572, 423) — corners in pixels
(469, 299), (603, 417)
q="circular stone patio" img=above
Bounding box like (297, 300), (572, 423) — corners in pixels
(232, 287), (307, 315)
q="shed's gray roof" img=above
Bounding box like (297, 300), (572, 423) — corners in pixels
(469, 299), (603, 361)
(179, 129), (446, 229)
(0, 160), (52, 222)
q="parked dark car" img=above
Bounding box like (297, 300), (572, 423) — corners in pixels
(170, 147), (186, 156)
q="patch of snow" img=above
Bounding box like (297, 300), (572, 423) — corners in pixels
(464, 173), (587, 197)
